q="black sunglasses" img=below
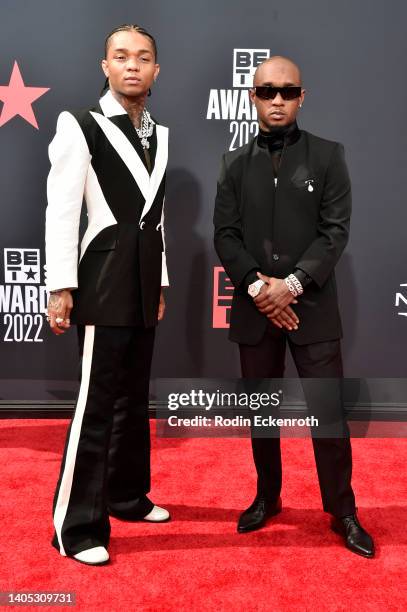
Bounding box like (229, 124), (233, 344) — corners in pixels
(253, 86), (302, 101)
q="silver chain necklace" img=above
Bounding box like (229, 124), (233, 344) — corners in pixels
(135, 109), (154, 149)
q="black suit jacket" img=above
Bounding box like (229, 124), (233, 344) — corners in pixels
(213, 130), (351, 345)
(46, 89), (169, 327)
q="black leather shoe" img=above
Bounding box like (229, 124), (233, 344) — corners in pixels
(331, 513), (375, 558)
(237, 496), (282, 533)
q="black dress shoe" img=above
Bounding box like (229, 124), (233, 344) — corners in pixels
(331, 513), (375, 558)
(237, 496), (282, 533)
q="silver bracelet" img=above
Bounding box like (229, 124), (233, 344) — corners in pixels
(285, 274), (304, 297)
(284, 277), (297, 297)
(289, 274), (304, 295)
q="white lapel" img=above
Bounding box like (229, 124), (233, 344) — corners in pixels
(89, 90), (168, 217)
(139, 124), (168, 222)
(90, 111), (150, 200)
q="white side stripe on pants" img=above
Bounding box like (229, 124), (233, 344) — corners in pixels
(53, 325), (95, 556)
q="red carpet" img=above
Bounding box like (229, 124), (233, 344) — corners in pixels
(1, 419), (406, 611)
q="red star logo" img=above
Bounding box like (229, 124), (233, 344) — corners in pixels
(0, 61), (50, 129)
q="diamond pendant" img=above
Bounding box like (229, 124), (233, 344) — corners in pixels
(141, 138), (150, 149)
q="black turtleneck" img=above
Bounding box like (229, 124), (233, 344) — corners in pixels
(257, 121), (301, 177)
(242, 120), (313, 293)
(257, 120), (301, 151)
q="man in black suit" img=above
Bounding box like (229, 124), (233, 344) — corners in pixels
(45, 25), (170, 566)
(214, 56), (374, 557)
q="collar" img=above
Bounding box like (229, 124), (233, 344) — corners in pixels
(257, 121), (301, 151)
(99, 89), (128, 117)
(98, 89), (156, 129)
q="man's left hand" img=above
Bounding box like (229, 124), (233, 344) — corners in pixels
(254, 272), (296, 317)
(158, 289), (166, 321)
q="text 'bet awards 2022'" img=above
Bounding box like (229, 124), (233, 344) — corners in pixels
(0, 248), (47, 342)
(206, 49), (270, 151)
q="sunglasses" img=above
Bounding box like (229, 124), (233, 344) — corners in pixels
(253, 86), (302, 101)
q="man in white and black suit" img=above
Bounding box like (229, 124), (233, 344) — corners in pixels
(45, 24), (170, 566)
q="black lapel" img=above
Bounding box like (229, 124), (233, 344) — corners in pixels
(93, 101), (159, 173)
(148, 126), (157, 172)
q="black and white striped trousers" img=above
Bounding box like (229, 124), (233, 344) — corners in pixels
(52, 324), (156, 557)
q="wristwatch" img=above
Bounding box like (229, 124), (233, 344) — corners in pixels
(248, 279), (265, 298)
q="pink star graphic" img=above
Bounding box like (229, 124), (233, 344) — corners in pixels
(0, 61), (50, 129)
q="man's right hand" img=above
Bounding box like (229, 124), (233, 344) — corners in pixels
(46, 290), (73, 335)
(255, 284), (299, 331)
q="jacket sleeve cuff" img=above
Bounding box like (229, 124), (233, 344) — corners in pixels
(161, 252), (169, 287)
(293, 268), (313, 289)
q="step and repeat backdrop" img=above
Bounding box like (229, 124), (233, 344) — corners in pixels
(0, 0), (406, 408)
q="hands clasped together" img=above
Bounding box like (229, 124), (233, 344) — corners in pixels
(253, 272), (299, 331)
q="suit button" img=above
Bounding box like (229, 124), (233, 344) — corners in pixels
(273, 254), (280, 261)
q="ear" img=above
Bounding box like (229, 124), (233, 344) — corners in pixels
(249, 88), (256, 104)
(299, 88), (306, 106)
(153, 63), (160, 82)
(101, 59), (109, 78)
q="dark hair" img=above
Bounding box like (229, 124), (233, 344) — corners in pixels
(104, 24), (157, 60)
(101, 24), (158, 95)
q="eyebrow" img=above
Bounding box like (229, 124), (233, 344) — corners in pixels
(112, 47), (153, 55)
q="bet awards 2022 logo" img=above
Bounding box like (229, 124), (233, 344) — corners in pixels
(213, 267), (233, 328)
(206, 48), (270, 151)
(0, 248), (47, 342)
(395, 283), (407, 317)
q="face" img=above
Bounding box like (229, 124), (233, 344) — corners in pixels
(250, 58), (305, 130)
(101, 30), (160, 99)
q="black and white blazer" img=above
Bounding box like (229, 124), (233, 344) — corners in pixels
(45, 89), (169, 327)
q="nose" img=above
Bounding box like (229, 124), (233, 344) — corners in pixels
(127, 58), (141, 71)
(272, 92), (284, 105)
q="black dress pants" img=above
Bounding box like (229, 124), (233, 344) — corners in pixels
(52, 324), (155, 557)
(239, 323), (356, 518)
